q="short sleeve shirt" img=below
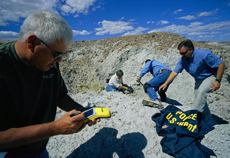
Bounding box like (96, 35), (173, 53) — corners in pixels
(174, 49), (223, 80)
(108, 73), (123, 88)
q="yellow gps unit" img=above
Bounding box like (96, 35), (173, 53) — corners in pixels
(83, 107), (111, 123)
(70, 107), (111, 123)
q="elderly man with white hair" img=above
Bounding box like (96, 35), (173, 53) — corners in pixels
(0, 11), (99, 157)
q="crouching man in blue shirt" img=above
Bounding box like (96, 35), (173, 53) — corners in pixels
(136, 59), (172, 106)
(159, 39), (225, 117)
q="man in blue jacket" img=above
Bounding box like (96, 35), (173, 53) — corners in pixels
(136, 59), (172, 106)
(159, 39), (225, 117)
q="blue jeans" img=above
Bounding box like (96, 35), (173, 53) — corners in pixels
(106, 85), (117, 92)
(145, 71), (171, 100)
(0, 148), (49, 158)
(106, 85), (127, 93)
(106, 85), (133, 93)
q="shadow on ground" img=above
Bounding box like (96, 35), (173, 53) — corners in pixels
(67, 127), (147, 158)
(165, 97), (183, 106)
(212, 114), (229, 125)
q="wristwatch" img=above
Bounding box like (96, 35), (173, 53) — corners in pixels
(215, 79), (221, 83)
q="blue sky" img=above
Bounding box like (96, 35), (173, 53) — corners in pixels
(0, 0), (230, 42)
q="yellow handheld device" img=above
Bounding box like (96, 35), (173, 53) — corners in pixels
(70, 107), (111, 123)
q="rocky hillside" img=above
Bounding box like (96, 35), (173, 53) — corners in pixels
(58, 31), (230, 121)
(60, 32), (230, 99)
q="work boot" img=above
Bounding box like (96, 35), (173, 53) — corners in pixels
(159, 90), (166, 102)
(151, 99), (163, 108)
(142, 99), (163, 109)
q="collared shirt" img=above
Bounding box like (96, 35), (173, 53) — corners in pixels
(139, 60), (171, 78)
(174, 49), (223, 80)
(108, 73), (123, 88)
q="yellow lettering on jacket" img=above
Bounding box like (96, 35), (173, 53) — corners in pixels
(165, 111), (198, 133)
(166, 113), (173, 120)
(169, 118), (177, 123)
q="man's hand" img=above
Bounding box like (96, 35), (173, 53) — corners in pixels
(125, 87), (131, 92)
(212, 81), (220, 91)
(54, 109), (86, 135)
(136, 76), (141, 83)
(159, 83), (168, 91)
(122, 86), (132, 93)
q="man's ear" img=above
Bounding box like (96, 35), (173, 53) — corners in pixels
(27, 35), (38, 53)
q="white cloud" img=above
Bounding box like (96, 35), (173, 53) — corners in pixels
(0, 31), (18, 39)
(148, 24), (187, 34)
(198, 8), (219, 17)
(60, 0), (98, 15)
(188, 31), (220, 36)
(157, 20), (169, 25)
(95, 20), (148, 36)
(0, 0), (99, 25)
(177, 15), (197, 20)
(74, 14), (79, 18)
(147, 21), (154, 24)
(188, 22), (203, 27)
(120, 17), (125, 20)
(188, 32), (207, 36)
(209, 32), (221, 34)
(0, 20), (8, 26)
(122, 27), (148, 36)
(92, 4), (101, 11)
(177, 9), (219, 21)
(148, 21), (230, 40)
(73, 30), (91, 36)
(222, 32), (230, 36)
(200, 21), (230, 31)
(198, 35), (214, 38)
(60, 4), (72, 13)
(95, 20), (134, 35)
(0, 0), (58, 26)
(173, 9), (183, 14)
(220, 32), (230, 41)
(129, 19), (136, 22)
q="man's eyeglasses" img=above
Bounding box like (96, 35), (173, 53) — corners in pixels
(39, 39), (69, 59)
(180, 50), (189, 55)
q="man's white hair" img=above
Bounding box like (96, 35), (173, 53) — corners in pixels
(18, 11), (73, 47)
